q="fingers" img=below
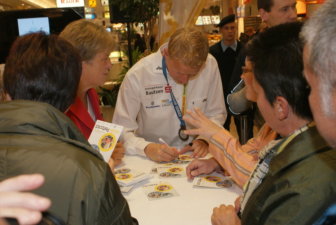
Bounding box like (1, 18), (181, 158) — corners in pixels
(0, 174), (45, 192)
(211, 205), (240, 225)
(186, 160), (201, 180)
(108, 158), (116, 171)
(179, 145), (192, 154)
(112, 149), (125, 162)
(0, 208), (43, 225)
(190, 140), (209, 158)
(191, 147), (208, 158)
(0, 175), (51, 225)
(234, 196), (242, 213)
(158, 145), (179, 162)
(183, 128), (200, 136)
(111, 142), (125, 166)
(0, 192), (50, 210)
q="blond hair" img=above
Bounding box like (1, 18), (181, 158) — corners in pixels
(59, 19), (114, 61)
(168, 27), (209, 68)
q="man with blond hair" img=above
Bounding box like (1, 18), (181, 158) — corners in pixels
(113, 27), (226, 162)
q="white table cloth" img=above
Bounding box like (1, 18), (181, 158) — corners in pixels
(119, 155), (242, 225)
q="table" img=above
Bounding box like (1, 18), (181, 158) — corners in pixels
(119, 155), (242, 225)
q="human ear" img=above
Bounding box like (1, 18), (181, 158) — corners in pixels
(162, 48), (169, 57)
(259, 9), (269, 23)
(275, 96), (289, 120)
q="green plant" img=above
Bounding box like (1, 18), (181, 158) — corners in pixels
(111, 0), (159, 52)
(99, 48), (143, 107)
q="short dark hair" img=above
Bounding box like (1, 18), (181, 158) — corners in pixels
(246, 22), (312, 120)
(257, 0), (273, 11)
(3, 33), (81, 112)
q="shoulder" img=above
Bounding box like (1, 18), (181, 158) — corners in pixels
(205, 54), (219, 67)
(209, 42), (221, 53)
(126, 51), (161, 78)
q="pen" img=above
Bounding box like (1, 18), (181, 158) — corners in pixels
(158, 138), (168, 145)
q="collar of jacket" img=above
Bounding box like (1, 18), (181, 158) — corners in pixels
(268, 125), (330, 176)
(0, 100), (103, 160)
(66, 88), (103, 131)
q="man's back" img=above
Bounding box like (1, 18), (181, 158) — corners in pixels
(0, 101), (134, 225)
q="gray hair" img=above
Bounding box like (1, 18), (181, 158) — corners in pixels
(301, 0), (336, 116)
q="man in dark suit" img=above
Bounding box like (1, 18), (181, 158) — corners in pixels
(209, 14), (242, 131)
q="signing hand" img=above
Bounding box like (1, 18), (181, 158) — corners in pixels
(144, 143), (179, 162)
(211, 204), (241, 225)
(183, 108), (222, 141)
(180, 139), (209, 158)
(186, 158), (220, 180)
(0, 174), (51, 225)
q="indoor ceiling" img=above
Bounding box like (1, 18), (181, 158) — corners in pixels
(0, 0), (56, 10)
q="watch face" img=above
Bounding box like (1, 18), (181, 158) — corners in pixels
(178, 127), (189, 141)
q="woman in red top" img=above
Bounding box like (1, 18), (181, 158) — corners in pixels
(60, 19), (124, 168)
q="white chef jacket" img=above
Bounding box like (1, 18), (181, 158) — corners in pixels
(112, 44), (227, 156)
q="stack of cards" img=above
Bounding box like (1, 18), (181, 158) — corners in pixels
(88, 120), (123, 162)
(193, 172), (233, 189)
(143, 182), (178, 200)
(114, 167), (151, 188)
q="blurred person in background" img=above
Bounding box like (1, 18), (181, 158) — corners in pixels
(227, 0), (298, 143)
(209, 14), (243, 133)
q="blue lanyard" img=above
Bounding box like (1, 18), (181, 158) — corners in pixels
(162, 57), (187, 129)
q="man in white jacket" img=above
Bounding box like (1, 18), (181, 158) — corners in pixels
(113, 27), (226, 162)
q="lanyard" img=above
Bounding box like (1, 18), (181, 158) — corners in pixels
(162, 56), (189, 141)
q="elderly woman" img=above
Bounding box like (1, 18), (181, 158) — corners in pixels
(60, 19), (124, 167)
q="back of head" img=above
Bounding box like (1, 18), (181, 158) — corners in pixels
(59, 19), (114, 61)
(246, 22), (312, 120)
(3, 32), (81, 112)
(301, 0), (336, 117)
(257, 0), (273, 11)
(168, 27), (208, 68)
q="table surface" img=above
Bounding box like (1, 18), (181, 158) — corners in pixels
(119, 155), (242, 225)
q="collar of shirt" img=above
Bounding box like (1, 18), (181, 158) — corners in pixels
(220, 40), (237, 52)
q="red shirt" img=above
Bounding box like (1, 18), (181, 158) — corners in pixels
(66, 88), (103, 139)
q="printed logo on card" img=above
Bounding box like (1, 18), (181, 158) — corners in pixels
(155, 184), (173, 192)
(115, 173), (133, 180)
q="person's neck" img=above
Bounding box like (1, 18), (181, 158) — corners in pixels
(77, 84), (91, 108)
(279, 116), (312, 137)
(222, 39), (235, 46)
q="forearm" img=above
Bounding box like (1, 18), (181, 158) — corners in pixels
(209, 130), (257, 187)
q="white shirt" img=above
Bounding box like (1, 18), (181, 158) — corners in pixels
(113, 44), (227, 156)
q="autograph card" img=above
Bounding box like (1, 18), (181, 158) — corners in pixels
(88, 120), (123, 162)
(157, 154), (193, 165)
(114, 167), (151, 187)
(193, 172), (233, 189)
(143, 182), (178, 201)
(157, 165), (186, 178)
